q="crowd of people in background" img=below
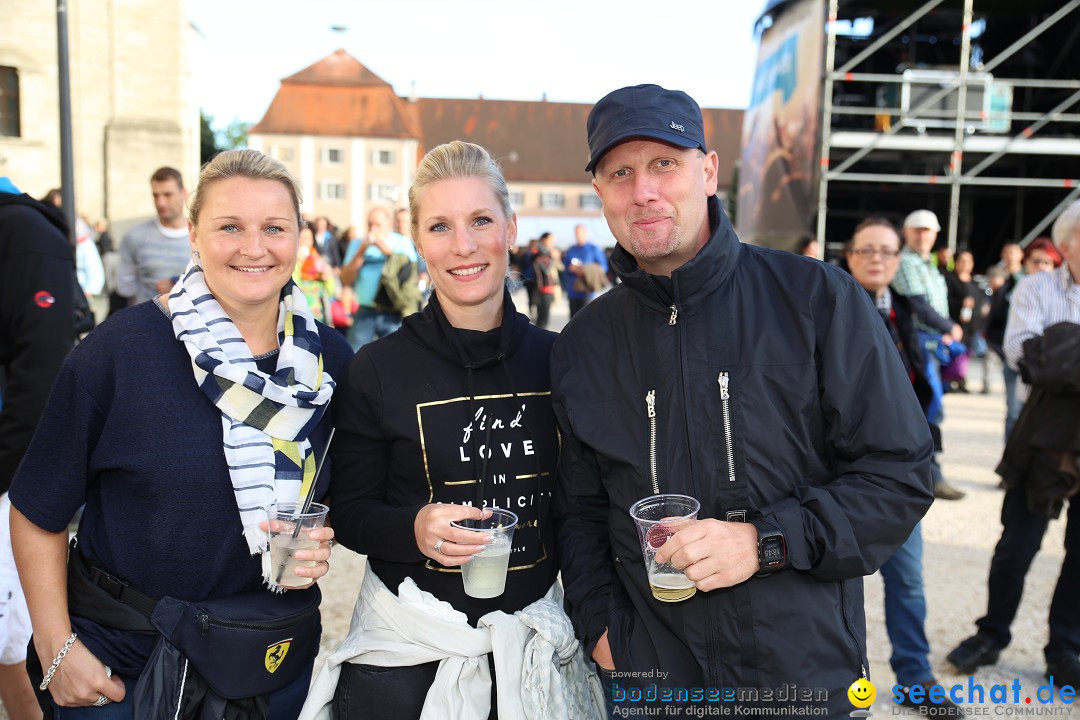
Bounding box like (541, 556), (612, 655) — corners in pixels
(42, 169), (617, 352)
(30, 172), (1070, 467)
(797, 212), (1068, 502)
(52, 175), (1059, 400)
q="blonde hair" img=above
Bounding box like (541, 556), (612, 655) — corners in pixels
(408, 141), (512, 238)
(188, 150), (303, 226)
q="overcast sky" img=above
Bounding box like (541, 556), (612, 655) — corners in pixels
(188, 0), (766, 131)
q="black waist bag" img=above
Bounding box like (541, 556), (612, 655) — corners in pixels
(147, 586), (322, 700)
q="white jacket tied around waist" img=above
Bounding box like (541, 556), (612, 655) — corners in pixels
(299, 561), (604, 720)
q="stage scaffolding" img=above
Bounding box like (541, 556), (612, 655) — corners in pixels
(813, 0), (1080, 253)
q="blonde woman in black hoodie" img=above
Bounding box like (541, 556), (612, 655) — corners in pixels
(302, 142), (601, 720)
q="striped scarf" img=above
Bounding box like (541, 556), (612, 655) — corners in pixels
(169, 260), (335, 587)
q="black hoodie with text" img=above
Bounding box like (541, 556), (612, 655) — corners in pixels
(330, 289), (559, 624)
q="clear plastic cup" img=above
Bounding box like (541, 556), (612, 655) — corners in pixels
(452, 508), (518, 598)
(269, 502), (328, 588)
(629, 494), (700, 602)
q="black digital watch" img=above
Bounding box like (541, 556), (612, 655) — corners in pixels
(752, 519), (787, 576)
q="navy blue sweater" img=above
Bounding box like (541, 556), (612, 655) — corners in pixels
(10, 300), (352, 676)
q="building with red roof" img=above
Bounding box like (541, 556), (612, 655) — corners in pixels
(250, 50), (743, 244)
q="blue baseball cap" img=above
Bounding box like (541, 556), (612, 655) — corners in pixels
(585, 84), (707, 173)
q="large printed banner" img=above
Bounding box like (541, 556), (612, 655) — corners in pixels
(737, 0), (825, 247)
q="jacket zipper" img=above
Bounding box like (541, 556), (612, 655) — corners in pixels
(838, 580), (866, 675)
(668, 305), (678, 325)
(645, 390), (660, 495)
(710, 371), (736, 690)
(718, 372), (736, 483)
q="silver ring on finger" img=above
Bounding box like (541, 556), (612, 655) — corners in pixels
(433, 538), (446, 554)
(94, 694), (111, 707)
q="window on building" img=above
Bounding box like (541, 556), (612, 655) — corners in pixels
(579, 194), (602, 211)
(320, 147), (344, 164)
(371, 149), (394, 166)
(508, 191), (525, 207)
(276, 146), (294, 162)
(0, 66), (20, 138)
(539, 191), (564, 210)
(368, 181), (399, 203)
(319, 181), (346, 200)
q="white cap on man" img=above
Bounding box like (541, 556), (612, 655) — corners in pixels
(903, 209), (941, 231)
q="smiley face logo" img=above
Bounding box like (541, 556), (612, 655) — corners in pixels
(847, 677), (876, 708)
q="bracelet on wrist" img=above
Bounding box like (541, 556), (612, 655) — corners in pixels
(39, 632), (78, 691)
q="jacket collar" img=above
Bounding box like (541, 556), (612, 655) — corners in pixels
(400, 287), (526, 369)
(609, 195), (741, 316)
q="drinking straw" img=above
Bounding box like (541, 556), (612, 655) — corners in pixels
(274, 428), (335, 584)
(296, 428), (335, 518)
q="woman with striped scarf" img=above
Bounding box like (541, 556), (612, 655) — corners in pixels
(9, 150), (353, 718)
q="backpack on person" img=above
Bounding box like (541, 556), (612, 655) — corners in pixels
(373, 253), (423, 316)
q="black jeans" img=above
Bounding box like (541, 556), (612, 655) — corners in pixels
(535, 293), (553, 329)
(569, 296), (589, 318)
(977, 488), (1080, 660)
(333, 660), (497, 719)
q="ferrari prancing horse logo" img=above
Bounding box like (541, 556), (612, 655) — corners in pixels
(265, 638), (292, 674)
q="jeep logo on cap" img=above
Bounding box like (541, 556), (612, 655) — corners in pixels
(669, 121), (685, 132)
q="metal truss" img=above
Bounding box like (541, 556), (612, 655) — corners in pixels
(815, 0), (1080, 250)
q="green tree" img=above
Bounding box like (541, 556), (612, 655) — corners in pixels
(200, 109), (218, 164)
(200, 111), (249, 164)
(216, 118), (250, 151)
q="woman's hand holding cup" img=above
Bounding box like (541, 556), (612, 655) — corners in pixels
(415, 504), (493, 566)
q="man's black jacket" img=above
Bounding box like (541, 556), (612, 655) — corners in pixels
(552, 197), (933, 716)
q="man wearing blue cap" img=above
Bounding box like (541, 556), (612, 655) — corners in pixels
(551, 85), (935, 716)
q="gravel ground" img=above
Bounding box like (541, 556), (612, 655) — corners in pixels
(10, 299), (1068, 718)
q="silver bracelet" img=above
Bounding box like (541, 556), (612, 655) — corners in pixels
(38, 632), (77, 691)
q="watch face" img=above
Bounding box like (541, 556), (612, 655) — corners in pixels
(761, 541), (784, 566)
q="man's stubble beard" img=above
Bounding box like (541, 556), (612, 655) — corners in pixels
(624, 222), (683, 265)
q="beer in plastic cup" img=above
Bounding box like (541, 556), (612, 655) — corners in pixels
(629, 494), (700, 602)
